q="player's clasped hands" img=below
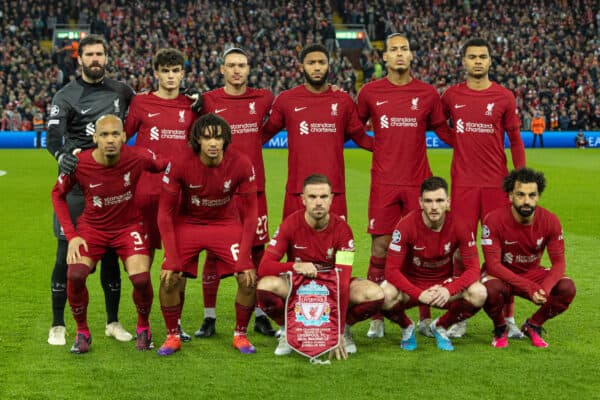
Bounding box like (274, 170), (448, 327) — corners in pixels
(67, 236), (88, 264)
(419, 285), (451, 308)
(292, 262), (318, 278)
(532, 289), (547, 305)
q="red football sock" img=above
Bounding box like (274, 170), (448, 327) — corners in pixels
(234, 302), (254, 335)
(530, 278), (576, 326)
(130, 271), (153, 330)
(67, 263), (90, 332)
(367, 256), (386, 320)
(381, 301), (412, 329)
(418, 304), (432, 320)
(483, 279), (508, 328)
(346, 299), (384, 325)
(437, 299), (480, 329)
(503, 296), (515, 319)
(161, 304), (181, 335)
(202, 253), (220, 308)
(256, 289), (285, 326)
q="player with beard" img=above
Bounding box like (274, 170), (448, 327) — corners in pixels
(380, 177), (486, 352)
(481, 168), (575, 348)
(125, 48), (200, 341)
(195, 48), (276, 339)
(256, 174), (384, 357)
(356, 34), (453, 339)
(262, 44), (373, 221)
(441, 38), (526, 339)
(46, 35), (135, 346)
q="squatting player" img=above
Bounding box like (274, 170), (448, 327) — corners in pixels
(262, 43), (373, 221)
(257, 174), (384, 357)
(125, 47), (200, 341)
(481, 168), (576, 348)
(441, 38), (526, 338)
(46, 34), (135, 345)
(196, 47), (276, 339)
(356, 34), (453, 338)
(51, 115), (168, 353)
(156, 113), (258, 356)
(380, 176), (486, 351)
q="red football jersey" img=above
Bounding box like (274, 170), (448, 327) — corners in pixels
(441, 82), (524, 188)
(263, 85), (371, 194)
(203, 87), (274, 191)
(260, 210), (355, 276)
(481, 205), (565, 294)
(357, 77), (447, 186)
(124, 93), (198, 196)
(160, 148), (257, 225)
(52, 146), (168, 240)
(384, 210), (480, 299)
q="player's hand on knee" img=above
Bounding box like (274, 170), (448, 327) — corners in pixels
(160, 269), (182, 289)
(238, 268), (257, 287)
(430, 286), (450, 308)
(57, 152), (79, 175)
(67, 236), (87, 264)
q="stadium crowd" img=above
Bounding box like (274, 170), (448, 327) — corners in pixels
(0, 0), (599, 131)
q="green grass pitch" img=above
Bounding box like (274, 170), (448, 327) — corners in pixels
(0, 148), (598, 399)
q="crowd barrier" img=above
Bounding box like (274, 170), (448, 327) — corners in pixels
(1, 130), (598, 149)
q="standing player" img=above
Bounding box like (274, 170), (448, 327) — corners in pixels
(441, 38), (526, 338)
(380, 177), (486, 351)
(262, 43), (373, 221)
(51, 115), (168, 353)
(195, 47), (276, 339)
(46, 34), (135, 345)
(156, 114), (259, 356)
(257, 174), (384, 356)
(356, 34), (453, 339)
(124, 48), (200, 341)
(481, 168), (576, 348)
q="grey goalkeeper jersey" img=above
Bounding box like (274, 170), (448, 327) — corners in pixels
(46, 76), (135, 159)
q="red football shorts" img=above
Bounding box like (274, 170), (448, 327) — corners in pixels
(283, 192), (348, 221)
(482, 266), (566, 299)
(368, 183), (420, 235)
(451, 186), (509, 234)
(173, 222), (242, 278)
(77, 222), (150, 263)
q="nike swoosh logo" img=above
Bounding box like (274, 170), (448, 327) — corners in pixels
(148, 112), (160, 117)
(294, 107), (307, 112)
(258, 234), (268, 241)
(81, 108), (92, 114)
(376, 101), (388, 106)
(89, 183), (103, 188)
(293, 244), (307, 249)
(134, 246), (146, 251)
(504, 240), (518, 245)
(215, 108), (227, 114)
(189, 184), (203, 189)
(413, 246), (425, 251)
(454, 104), (466, 109)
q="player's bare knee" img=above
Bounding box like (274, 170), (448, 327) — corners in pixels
(380, 281), (402, 310)
(465, 282), (487, 307)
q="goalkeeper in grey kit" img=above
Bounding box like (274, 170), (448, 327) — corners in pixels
(46, 35), (136, 346)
